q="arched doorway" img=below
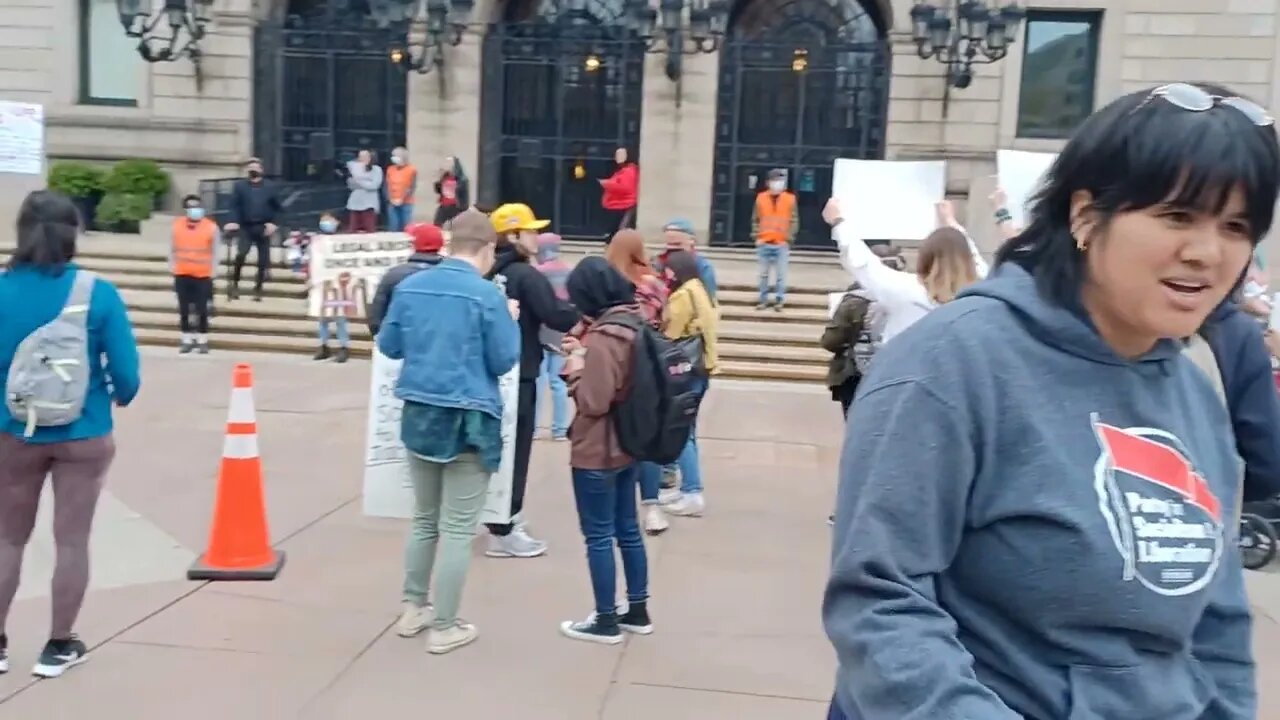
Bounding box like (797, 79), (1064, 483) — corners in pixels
(252, 0), (408, 183)
(478, 0), (644, 240)
(708, 0), (890, 248)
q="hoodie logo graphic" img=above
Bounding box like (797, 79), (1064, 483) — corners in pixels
(1090, 413), (1223, 597)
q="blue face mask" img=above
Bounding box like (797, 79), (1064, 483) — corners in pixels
(186, 208), (205, 221)
(319, 220), (338, 234)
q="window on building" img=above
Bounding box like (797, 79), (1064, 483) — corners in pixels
(1016, 11), (1101, 139)
(79, 0), (141, 105)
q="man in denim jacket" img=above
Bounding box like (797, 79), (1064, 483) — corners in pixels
(377, 208), (521, 655)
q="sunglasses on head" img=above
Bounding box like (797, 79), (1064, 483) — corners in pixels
(1133, 83), (1274, 126)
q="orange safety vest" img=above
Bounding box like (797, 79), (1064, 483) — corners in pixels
(171, 217), (217, 279)
(755, 191), (796, 245)
(386, 164), (417, 205)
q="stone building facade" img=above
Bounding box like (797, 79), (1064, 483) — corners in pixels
(2, 0), (1279, 255)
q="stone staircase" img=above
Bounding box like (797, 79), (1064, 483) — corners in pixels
(2, 233), (851, 383)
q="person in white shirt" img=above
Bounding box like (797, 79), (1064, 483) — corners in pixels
(822, 199), (988, 343)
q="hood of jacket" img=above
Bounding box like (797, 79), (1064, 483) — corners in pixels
(489, 242), (527, 278)
(957, 261), (1185, 368)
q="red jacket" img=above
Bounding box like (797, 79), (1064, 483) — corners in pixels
(601, 163), (638, 210)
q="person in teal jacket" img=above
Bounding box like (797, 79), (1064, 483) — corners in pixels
(0, 190), (140, 679)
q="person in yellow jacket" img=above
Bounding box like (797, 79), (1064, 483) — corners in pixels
(170, 194), (220, 354)
(657, 249), (718, 519)
(750, 168), (798, 312)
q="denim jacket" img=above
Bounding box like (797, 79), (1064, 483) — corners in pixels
(377, 258), (520, 419)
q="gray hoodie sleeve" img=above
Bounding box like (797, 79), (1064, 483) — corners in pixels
(823, 379), (1021, 720)
(1189, 551), (1256, 719)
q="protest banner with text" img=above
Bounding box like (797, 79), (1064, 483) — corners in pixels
(307, 232), (413, 318)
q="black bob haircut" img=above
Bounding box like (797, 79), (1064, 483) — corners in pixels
(8, 190), (80, 273)
(996, 82), (1280, 307)
(182, 194), (201, 206)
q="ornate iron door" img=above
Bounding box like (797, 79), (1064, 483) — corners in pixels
(253, 0), (408, 184)
(479, 0), (644, 241)
(709, 0), (890, 249)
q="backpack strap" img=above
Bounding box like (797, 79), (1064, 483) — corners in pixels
(1183, 332), (1242, 525)
(62, 270), (96, 328)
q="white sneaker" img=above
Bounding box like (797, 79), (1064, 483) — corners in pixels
(427, 620), (479, 654)
(667, 493), (705, 517)
(658, 488), (683, 505)
(485, 527), (548, 558)
(644, 505), (669, 535)
(396, 602), (433, 638)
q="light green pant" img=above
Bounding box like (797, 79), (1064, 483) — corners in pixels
(402, 452), (491, 629)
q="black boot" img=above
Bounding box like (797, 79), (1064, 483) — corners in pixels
(618, 601), (653, 634)
(335, 347), (349, 364)
(313, 345), (331, 361)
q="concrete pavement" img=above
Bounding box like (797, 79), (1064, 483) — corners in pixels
(0, 348), (1276, 718)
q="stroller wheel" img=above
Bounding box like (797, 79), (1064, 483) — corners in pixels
(1239, 513), (1278, 570)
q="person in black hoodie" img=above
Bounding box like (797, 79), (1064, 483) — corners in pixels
(1202, 301), (1280, 505)
(368, 223), (446, 336)
(433, 157), (470, 226)
(485, 203), (580, 558)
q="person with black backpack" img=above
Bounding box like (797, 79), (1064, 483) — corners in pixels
(557, 257), (655, 645)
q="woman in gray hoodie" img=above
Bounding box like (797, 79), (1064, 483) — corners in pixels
(346, 149), (384, 233)
(824, 83), (1278, 719)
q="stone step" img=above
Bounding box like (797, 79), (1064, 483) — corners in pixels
(126, 310), (829, 367)
(131, 326), (825, 382)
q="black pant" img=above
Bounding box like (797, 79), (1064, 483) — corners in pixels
(174, 275), (213, 334)
(601, 207), (635, 241)
(232, 224), (271, 292)
(434, 203), (462, 227)
(486, 379), (538, 536)
(836, 378), (859, 419)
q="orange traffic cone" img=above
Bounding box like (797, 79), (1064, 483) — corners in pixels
(187, 363), (286, 581)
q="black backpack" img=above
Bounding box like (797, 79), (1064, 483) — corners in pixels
(598, 313), (705, 464)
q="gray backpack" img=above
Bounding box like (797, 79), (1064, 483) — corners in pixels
(5, 270), (96, 437)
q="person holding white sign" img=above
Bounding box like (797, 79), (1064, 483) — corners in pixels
(823, 199), (988, 346)
(376, 208), (521, 655)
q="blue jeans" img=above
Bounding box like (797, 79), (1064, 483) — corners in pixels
(571, 465), (649, 616)
(756, 243), (789, 303)
(318, 316), (349, 346)
(637, 462), (662, 504)
(387, 203), (414, 231)
(536, 352), (569, 437)
(676, 375), (708, 494)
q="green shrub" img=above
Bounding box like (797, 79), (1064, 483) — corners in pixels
(95, 192), (153, 228)
(47, 161), (106, 199)
(103, 159), (171, 198)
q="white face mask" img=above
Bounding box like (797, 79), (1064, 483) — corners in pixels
(391, 156), (403, 166)
(1244, 279), (1266, 299)
(768, 180), (785, 192)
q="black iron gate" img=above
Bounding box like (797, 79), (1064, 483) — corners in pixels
(251, 0), (407, 221)
(478, 0), (644, 241)
(709, 0), (890, 249)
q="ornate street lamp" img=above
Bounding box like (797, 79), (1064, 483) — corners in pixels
(370, 0), (475, 75)
(623, 0), (731, 82)
(116, 0), (214, 63)
(909, 1), (1025, 89)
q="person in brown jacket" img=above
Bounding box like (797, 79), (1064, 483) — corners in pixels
(557, 256), (653, 645)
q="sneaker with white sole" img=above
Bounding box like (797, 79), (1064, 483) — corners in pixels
(396, 602), (433, 638)
(643, 505), (669, 535)
(485, 527), (548, 558)
(560, 613), (623, 645)
(667, 493), (705, 517)
(0, 634), (8, 674)
(32, 635), (88, 678)
(427, 620), (479, 654)
(658, 488), (683, 505)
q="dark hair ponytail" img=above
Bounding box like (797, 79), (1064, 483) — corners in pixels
(9, 190), (80, 273)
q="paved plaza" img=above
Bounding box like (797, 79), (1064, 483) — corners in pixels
(0, 349), (1276, 718)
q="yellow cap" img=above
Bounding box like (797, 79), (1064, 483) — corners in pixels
(490, 203), (551, 233)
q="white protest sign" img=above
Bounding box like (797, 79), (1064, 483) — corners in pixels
(361, 340), (520, 522)
(828, 291), (844, 319)
(0, 101), (43, 175)
(307, 232), (413, 318)
(832, 159), (946, 241)
(997, 149), (1057, 229)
